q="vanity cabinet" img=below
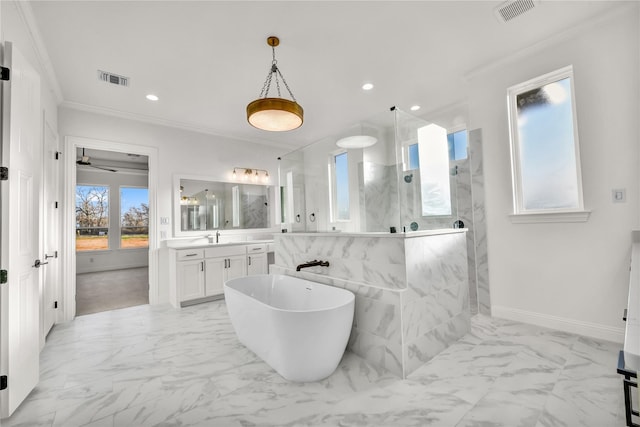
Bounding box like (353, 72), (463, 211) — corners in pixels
(175, 250), (205, 302)
(203, 246), (247, 297)
(246, 243), (268, 275)
(168, 242), (272, 308)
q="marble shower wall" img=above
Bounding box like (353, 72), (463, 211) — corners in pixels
(240, 194), (269, 229)
(272, 231), (470, 377)
(360, 162), (398, 232)
(469, 129), (490, 315)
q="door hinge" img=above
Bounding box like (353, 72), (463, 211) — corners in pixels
(0, 375), (6, 390)
(55, 201), (58, 209)
(55, 151), (62, 160)
(0, 270), (6, 284)
(54, 301), (58, 309)
(0, 67), (9, 81)
(0, 167), (8, 181)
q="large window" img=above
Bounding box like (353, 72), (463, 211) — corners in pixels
(76, 185), (109, 251)
(330, 151), (350, 221)
(120, 187), (149, 249)
(507, 66), (584, 215)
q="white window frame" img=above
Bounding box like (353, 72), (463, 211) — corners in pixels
(507, 65), (589, 223)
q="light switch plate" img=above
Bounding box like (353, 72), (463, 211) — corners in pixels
(160, 217), (170, 225)
(612, 188), (626, 203)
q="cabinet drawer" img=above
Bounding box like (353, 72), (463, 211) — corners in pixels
(246, 244), (266, 254)
(176, 249), (204, 261)
(205, 244), (246, 258)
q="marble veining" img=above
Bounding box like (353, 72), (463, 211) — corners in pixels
(469, 128), (491, 315)
(4, 303), (625, 427)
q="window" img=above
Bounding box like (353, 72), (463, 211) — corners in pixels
(417, 124), (452, 216)
(330, 151), (350, 221)
(407, 129), (466, 171)
(408, 143), (420, 170)
(448, 129), (468, 161)
(507, 66), (584, 216)
(120, 187), (149, 249)
(76, 185), (109, 251)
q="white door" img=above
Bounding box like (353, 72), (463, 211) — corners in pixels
(204, 257), (225, 296)
(247, 253), (267, 276)
(226, 255), (247, 281)
(41, 118), (59, 346)
(177, 259), (205, 302)
(0, 42), (42, 419)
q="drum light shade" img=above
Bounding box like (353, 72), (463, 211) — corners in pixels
(247, 98), (303, 132)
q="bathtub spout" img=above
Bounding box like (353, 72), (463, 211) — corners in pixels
(296, 260), (330, 271)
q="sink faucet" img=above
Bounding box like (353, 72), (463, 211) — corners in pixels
(207, 231), (221, 244)
(296, 260), (330, 271)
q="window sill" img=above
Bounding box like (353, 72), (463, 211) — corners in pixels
(509, 210), (591, 224)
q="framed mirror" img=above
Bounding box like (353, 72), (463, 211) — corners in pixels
(173, 175), (275, 237)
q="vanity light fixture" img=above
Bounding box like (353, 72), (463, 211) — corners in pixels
(246, 36), (303, 132)
(231, 167), (270, 183)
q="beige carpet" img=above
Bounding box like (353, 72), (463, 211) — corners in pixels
(76, 267), (149, 316)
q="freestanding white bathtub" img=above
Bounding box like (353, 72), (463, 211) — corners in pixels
(224, 274), (355, 382)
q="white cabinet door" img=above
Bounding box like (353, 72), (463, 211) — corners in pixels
(204, 257), (225, 296)
(247, 253), (267, 275)
(178, 259), (205, 302)
(227, 255), (247, 281)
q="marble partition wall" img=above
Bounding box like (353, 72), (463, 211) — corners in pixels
(469, 129), (490, 315)
(271, 230), (470, 378)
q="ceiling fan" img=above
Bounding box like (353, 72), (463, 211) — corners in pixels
(76, 148), (117, 172)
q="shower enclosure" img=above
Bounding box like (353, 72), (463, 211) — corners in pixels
(278, 108), (464, 235)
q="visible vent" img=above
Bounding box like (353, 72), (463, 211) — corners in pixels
(494, 0), (537, 23)
(98, 70), (129, 87)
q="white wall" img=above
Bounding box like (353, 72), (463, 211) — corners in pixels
(467, 9), (639, 341)
(1, 1), (58, 132)
(58, 108), (285, 303)
(76, 168), (149, 274)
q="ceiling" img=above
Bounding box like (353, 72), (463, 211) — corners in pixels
(28, 1), (623, 150)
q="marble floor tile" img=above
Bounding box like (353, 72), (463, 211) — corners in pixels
(2, 304), (627, 427)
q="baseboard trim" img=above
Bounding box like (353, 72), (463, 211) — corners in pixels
(76, 264), (149, 275)
(491, 305), (625, 344)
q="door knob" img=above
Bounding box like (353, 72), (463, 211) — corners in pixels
(33, 259), (49, 268)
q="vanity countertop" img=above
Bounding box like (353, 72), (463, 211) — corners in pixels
(165, 239), (274, 250)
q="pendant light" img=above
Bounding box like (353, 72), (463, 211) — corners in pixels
(246, 36), (303, 132)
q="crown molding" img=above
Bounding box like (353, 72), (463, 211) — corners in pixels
(60, 101), (298, 151)
(463, 2), (637, 82)
(14, 0), (64, 104)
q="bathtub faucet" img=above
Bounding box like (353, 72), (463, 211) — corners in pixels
(296, 260), (330, 271)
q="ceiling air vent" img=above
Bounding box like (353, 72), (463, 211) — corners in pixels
(494, 0), (538, 23)
(98, 70), (129, 87)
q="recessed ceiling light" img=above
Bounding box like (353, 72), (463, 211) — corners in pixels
(362, 83), (374, 91)
(146, 94), (159, 101)
(410, 105), (421, 111)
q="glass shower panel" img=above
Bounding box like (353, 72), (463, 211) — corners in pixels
(394, 109), (458, 232)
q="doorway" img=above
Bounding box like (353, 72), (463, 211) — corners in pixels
(62, 137), (158, 321)
(74, 147), (150, 315)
